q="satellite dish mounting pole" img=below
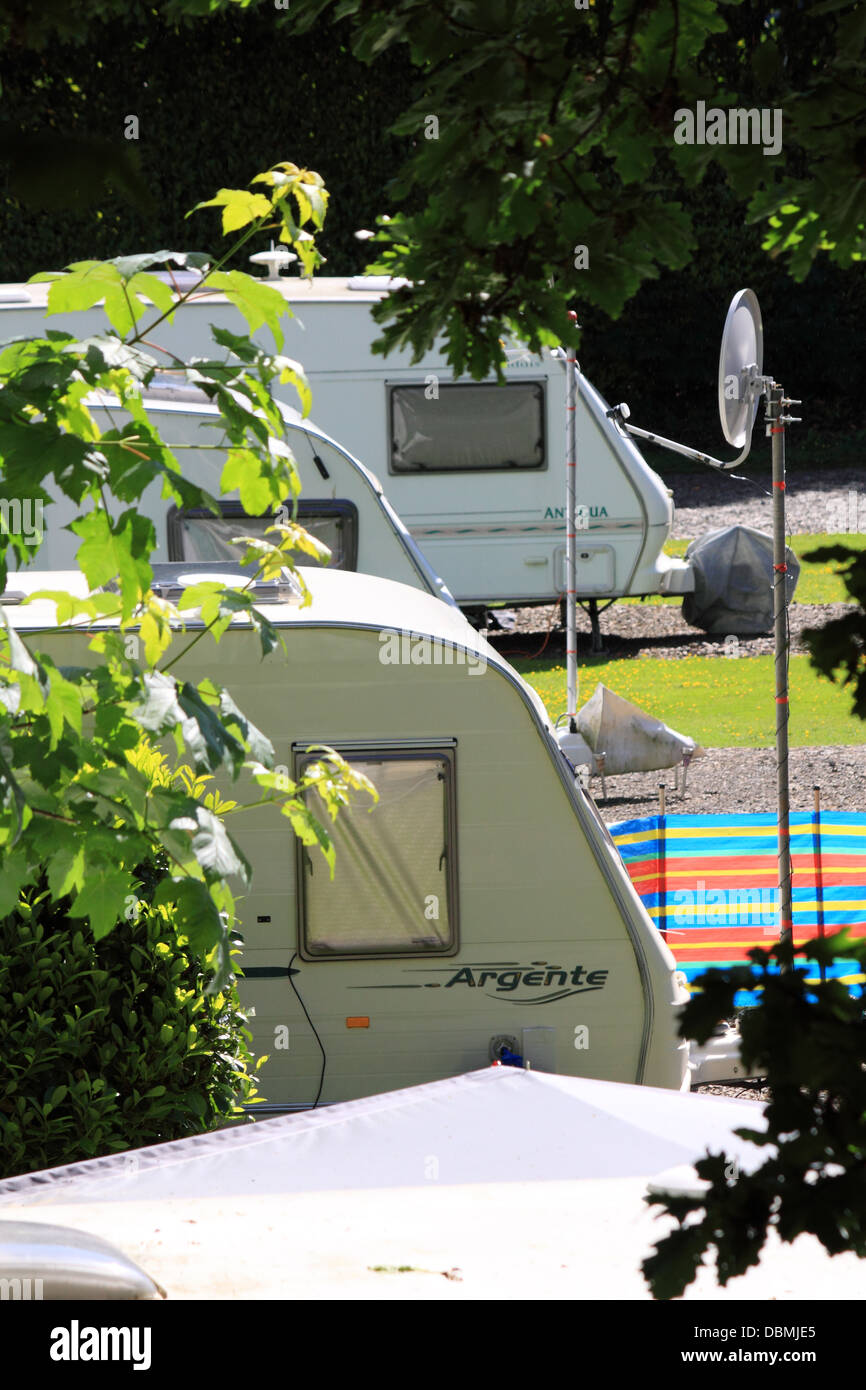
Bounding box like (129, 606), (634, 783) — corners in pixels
(565, 311), (579, 733)
(768, 381), (800, 963)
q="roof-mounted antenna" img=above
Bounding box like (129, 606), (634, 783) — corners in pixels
(249, 242), (298, 281)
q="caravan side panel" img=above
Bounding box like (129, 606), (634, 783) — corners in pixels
(166, 623), (682, 1105)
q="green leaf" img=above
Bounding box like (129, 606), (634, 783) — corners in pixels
(177, 682), (245, 775)
(206, 271), (287, 351)
(71, 509), (153, 616)
(132, 672), (183, 733)
(219, 688), (274, 766)
(0, 739), (30, 847)
(47, 842), (86, 899)
(179, 806), (251, 885)
(0, 849), (31, 916)
(191, 188), (272, 235)
(42, 669), (84, 747)
(68, 869), (135, 941)
(154, 876), (225, 958)
(0, 606), (39, 678)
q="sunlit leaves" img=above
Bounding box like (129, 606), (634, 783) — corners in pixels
(643, 930), (866, 1299)
(32, 261), (169, 337)
(71, 508), (154, 617)
(154, 876), (226, 957)
(0, 161), (367, 995)
(191, 187), (273, 236)
(293, 0), (866, 378)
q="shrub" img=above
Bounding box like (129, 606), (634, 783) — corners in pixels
(0, 867), (264, 1179)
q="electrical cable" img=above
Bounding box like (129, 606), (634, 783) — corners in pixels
(488, 593), (563, 661)
(287, 949), (327, 1108)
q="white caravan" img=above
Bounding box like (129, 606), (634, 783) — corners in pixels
(0, 378), (454, 602)
(3, 563), (691, 1107)
(0, 275), (694, 619)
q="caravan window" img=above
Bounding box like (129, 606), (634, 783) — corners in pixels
(389, 382), (545, 473)
(295, 747), (458, 959)
(166, 500), (358, 569)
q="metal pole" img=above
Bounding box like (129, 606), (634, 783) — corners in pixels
(769, 383), (794, 965)
(565, 317), (578, 732)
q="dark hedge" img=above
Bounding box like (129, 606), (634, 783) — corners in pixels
(1, 10), (863, 452)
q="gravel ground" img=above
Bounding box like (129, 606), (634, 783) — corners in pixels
(484, 467), (866, 822)
(669, 463), (866, 538)
(590, 744), (866, 823)
(694, 1081), (769, 1101)
(491, 600), (852, 659)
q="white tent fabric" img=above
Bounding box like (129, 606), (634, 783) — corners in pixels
(0, 1068), (767, 1206)
(1, 1069), (864, 1300)
(577, 683), (702, 775)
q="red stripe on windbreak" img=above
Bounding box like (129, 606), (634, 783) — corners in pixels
(625, 852), (866, 876)
(662, 925), (866, 948)
(672, 947), (770, 964)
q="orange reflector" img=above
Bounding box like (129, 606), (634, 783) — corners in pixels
(346, 1016), (370, 1029)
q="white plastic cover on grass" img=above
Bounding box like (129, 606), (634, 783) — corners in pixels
(578, 683), (703, 775)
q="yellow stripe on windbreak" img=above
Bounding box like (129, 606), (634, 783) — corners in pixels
(612, 823), (866, 847)
(666, 938), (792, 951)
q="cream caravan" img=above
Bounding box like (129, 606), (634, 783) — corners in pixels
(3, 563), (691, 1107)
(0, 274), (694, 617)
(0, 383), (454, 605)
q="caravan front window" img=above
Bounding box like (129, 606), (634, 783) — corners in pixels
(295, 747), (458, 959)
(166, 500), (358, 569)
(389, 382), (545, 473)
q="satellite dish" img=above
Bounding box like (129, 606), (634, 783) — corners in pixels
(718, 288), (764, 449)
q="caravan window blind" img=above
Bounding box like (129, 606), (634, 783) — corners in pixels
(296, 748), (457, 959)
(167, 500), (358, 570)
(389, 382), (545, 473)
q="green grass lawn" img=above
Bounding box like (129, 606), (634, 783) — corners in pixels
(513, 653), (866, 747)
(622, 533), (866, 606)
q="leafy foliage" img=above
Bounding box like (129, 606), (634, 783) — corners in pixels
(0, 0), (245, 51)
(0, 8), (416, 268)
(642, 932), (866, 1301)
(802, 545), (866, 719)
(0, 162), (373, 994)
(0, 861), (264, 1180)
(289, 0), (866, 378)
(1, 6), (864, 449)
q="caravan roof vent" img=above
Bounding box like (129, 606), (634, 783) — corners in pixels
(149, 562), (303, 606)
